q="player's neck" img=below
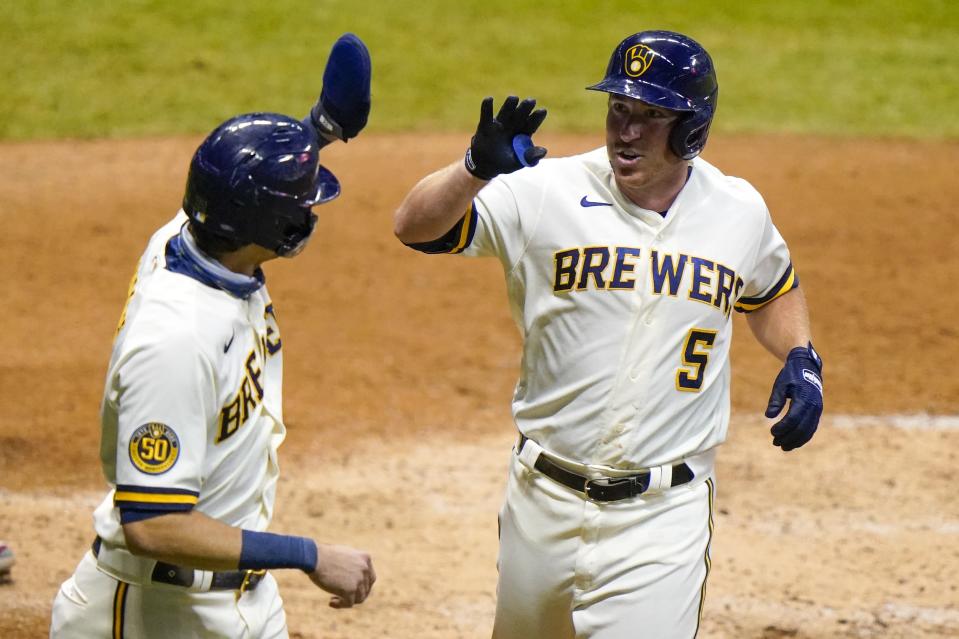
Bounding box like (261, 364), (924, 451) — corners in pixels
(217, 245), (277, 276)
(615, 165), (690, 212)
(217, 255), (256, 277)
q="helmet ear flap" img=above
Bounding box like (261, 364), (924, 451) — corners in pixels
(669, 108), (714, 160)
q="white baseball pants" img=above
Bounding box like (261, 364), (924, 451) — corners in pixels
(50, 551), (288, 638)
(492, 446), (716, 639)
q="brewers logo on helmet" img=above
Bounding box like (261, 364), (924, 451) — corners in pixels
(624, 44), (655, 77)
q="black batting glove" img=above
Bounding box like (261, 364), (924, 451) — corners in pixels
(465, 96), (548, 181)
(765, 343), (824, 451)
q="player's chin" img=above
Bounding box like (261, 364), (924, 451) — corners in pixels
(611, 165), (650, 190)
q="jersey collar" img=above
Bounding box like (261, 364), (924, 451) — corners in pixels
(165, 224), (265, 300)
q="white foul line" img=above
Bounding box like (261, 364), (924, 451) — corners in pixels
(827, 413), (959, 431)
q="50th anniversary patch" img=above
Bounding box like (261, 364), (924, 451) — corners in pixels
(129, 423), (180, 474)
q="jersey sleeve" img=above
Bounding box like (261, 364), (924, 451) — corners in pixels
(463, 176), (526, 262)
(404, 174), (533, 268)
(403, 202), (479, 255)
(111, 330), (216, 518)
(734, 207), (799, 313)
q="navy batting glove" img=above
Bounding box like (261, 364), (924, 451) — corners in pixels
(765, 343), (824, 451)
(465, 96), (548, 180)
(305, 33), (372, 144)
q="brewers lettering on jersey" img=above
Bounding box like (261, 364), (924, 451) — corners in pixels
(51, 33), (377, 639)
(394, 30), (824, 639)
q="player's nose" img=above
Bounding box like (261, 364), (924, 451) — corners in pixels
(617, 117), (644, 142)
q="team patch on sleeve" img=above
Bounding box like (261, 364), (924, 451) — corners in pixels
(114, 485), (198, 512)
(128, 423), (181, 475)
(405, 203), (478, 254)
(734, 263), (799, 313)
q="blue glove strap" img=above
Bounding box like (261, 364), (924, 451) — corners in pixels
(779, 343), (824, 403)
(786, 343), (823, 395)
(512, 134), (533, 167)
(239, 530), (318, 573)
(793, 342), (822, 372)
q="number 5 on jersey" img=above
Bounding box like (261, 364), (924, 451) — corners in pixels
(676, 328), (717, 391)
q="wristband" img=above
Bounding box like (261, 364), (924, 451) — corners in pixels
(239, 530), (318, 573)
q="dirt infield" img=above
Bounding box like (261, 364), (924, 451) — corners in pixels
(1, 133), (957, 637)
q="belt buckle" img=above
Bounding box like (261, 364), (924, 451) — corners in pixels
(583, 478), (601, 500)
(584, 475), (648, 501)
(240, 569), (266, 594)
(584, 476), (629, 501)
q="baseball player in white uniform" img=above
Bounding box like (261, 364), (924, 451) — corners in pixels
(393, 31), (824, 638)
(51, 35), (377, 639)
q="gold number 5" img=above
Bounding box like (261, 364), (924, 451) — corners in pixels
(676, 328), (718, 392)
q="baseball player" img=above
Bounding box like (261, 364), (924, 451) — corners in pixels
(393, 31), (824, 638)
(50, 34), (375, 639)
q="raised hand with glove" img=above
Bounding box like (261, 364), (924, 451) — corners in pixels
(304, 33), (372, 147)
(392, 94), (549, 246)
(765, 342), (823, 451)
(465, 95), (548, 180)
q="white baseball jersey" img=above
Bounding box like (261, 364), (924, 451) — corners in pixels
(51, 212), (292, 638)
(93, 211), (286, 572)
(425, 147), (797, 638)
(455, 147), (795, 469)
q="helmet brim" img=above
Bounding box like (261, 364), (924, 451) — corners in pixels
(586, 78), (695, 112)
(305, 164), (341, 206)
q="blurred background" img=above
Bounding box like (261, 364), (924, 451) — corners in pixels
(2, 0), (957, 140)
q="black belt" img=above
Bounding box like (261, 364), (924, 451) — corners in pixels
(518, 435), (694, 502)
(92, 537), (265, 593)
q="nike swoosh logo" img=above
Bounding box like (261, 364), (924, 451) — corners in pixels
(224, 330), (236, 353)
(580, 196), (613, 208)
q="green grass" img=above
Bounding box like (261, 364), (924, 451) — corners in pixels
(1, 0), (956, 140)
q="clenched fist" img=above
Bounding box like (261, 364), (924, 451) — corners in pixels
(309, 543), (376, 608)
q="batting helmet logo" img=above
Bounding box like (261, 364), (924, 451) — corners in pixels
(624, 44), (655, 77)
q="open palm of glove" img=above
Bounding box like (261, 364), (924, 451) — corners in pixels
(765, 343), (824, 451)
(465, 96), (548, 180)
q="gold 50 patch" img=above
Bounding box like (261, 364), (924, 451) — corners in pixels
(129, 423), (180, 475)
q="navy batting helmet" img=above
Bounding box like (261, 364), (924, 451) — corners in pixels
(183, 112), (340, 256)
(587, 31), (718, 160)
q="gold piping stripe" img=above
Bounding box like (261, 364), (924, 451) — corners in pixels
(114, 491), (198, 505)
(694, 478), (715, 637)
(735, 269), (796, 312)
(113, 581), (128, 639)
(450, 207), (473, 253)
